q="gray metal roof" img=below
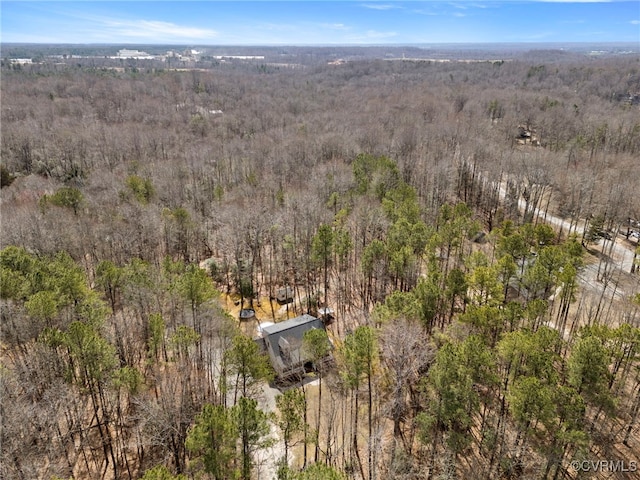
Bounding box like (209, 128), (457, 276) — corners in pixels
(261, 314), (320, 336)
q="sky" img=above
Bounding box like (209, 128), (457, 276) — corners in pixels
(1, 1), (639, 45)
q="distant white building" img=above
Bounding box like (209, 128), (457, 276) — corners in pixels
(116, 49), (155, 60)
(213, 55), (265, 60)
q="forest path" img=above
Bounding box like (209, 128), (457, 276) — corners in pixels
(254, 382), (288, 480)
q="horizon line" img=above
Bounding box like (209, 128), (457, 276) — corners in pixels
(3, 40), (639, 46)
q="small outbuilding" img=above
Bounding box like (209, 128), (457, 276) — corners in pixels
(275, 286), (294, 304)
(317, 306), (335, 324)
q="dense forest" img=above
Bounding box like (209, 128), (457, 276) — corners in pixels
(1, 47), (640, 480)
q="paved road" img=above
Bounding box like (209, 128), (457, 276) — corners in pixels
(498, 182), (637, 298)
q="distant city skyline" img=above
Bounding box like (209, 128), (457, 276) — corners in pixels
(2, 1), (639, 45)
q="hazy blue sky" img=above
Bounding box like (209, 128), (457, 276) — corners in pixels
(2, 1), (639, 45)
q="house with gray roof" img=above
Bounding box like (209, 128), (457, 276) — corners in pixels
(256, 314), (331, 380)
